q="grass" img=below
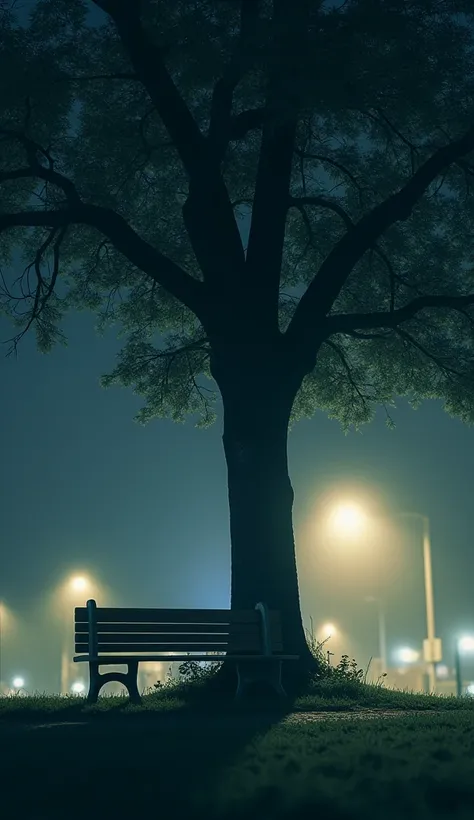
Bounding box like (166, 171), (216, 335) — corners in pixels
(210, 709), (474, 820)
(2, 674), (474, 819)
(1, 673), (474, 722)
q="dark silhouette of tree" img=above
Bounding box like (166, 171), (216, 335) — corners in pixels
(1, 0), (474, 691)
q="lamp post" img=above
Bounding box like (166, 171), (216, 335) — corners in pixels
(60, 576), (91, 694)
(454, 636), (474, 697)
(0, 601), (15, 695)
(329, 503), (441, 694)
(0, 601), (3, 694)
(455, 641), (463, 697)
(398, 512), (440, 694)
(364, 596), (387, 675)
(0, 601), (3, 693)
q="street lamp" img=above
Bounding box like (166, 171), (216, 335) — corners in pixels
(70, 577), (88, 593)
(364, 596), (387, 674)
(329, 503), (441, 694)
(60, 574), (93, 694)
(331, 503), (367, 538)
(319, 622), (337, 639)
(395, 646), (420, 664)
(454, 635), (474, 697)
(398, 512), (440, 694)
(0, 601), (16, 695)
(318, 622), (338, 665)
(0, 601), (4, 693)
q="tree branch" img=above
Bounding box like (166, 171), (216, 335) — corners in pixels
(342, 329), (393, 341)
(287, 123), (474, 346)
(288, 195), (354, 230)
(245, 0), (311, 330)
(293, 147), (365, 207)
(51, 72), (139, 84)
(323, 338), (371, 407)
(91, 0), (246, 301)
(325, 293), (474, 335)
(91, 0), (205, 178)
(0, 129), (82, 206)
(288, 196), (418, 307)
(394, 326), (467, 380)
(229, 107), (266, 140)
(0, 123), (207, 317)
(208, 0), (261, 163)
(0, 206), (206, 319)
(4, 225), (67, 353)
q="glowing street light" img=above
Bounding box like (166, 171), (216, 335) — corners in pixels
(454, 634), (474, 696)
(327, 500), (441, 694)
(316, 622), (339, 666)
(395, 647), (420, 664)
(330, 503), (367, 538)
(459, 636), (474, 652)
(12, 676), (25, 690)
(319, 622), (337, 640)
(70, 577), (88, 593)
(71, 681), (86, 695)
(60, 574), (94, 695)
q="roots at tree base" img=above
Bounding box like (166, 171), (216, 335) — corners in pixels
(201, 649), (324, 701)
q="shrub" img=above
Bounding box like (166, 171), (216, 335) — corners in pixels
(304, 615), (376, 686)
(152, 615), (381, 693)
(153, 655), (223, 691)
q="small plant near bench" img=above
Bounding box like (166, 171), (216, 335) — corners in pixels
(151, 615), (387, 700)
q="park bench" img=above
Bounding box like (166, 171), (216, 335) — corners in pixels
(73, 599), (299, 704)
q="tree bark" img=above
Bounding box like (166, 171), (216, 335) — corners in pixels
(207, 341), (322, 697)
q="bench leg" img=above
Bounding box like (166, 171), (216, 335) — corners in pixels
(87, 661), (101, 704)
(86, 661), (142, 705)
(235, 660), (287, 700)
(125, 661), (141, 704)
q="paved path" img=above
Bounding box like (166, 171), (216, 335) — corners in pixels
(0, 707), (438, 736)
(283, 708), (434, 723)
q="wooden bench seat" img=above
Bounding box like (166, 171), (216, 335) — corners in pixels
(73, 599), (299, 703)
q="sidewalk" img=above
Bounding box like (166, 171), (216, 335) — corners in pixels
(0, 705), (435, 736)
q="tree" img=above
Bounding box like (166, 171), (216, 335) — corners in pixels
(1, 0), (474, 693)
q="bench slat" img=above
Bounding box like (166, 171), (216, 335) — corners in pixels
(74, 653), (299, 663)
(75, 623), (282, 640)
(75, 631), (262, 645)
(73, 623), (282, 646)
(74, 621), (264, 635)
(74, 638), (282, 653)
(74, 607), (263, 624)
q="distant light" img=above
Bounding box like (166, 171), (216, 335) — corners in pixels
(71, 681), (85, 695)
(459, 636), (474, 653)
(330, 503), (367, 537)
(396, 647), (419, 664)
(12, 676), (25, 689)
(320, 622), (337, 639)
(70, 576), (88, 592)
(466, 683), (474, 696)
(436, 664), (449, 680)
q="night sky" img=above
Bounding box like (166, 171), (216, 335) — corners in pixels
(1, 304), (474, 691)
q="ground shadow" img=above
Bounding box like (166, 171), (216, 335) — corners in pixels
(0, 687), (295, 819)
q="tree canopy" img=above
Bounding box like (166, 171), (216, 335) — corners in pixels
(1, 0), (474, 431)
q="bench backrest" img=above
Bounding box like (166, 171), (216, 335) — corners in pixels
(74, 600), (284, 656)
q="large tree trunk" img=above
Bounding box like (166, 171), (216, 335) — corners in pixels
(207, 342), (322, 697)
